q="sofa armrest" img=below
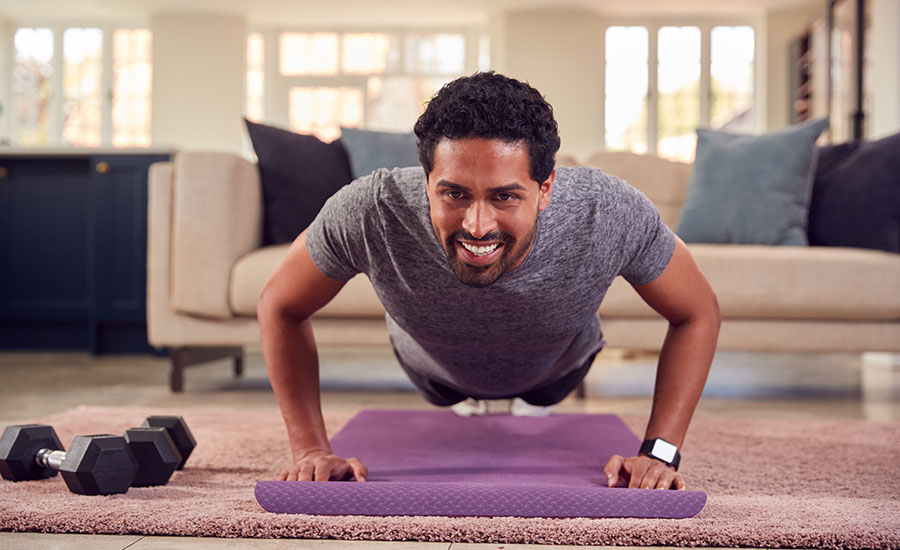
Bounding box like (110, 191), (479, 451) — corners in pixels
(170, 151), (262, 319)
(147, 161), (175, 346)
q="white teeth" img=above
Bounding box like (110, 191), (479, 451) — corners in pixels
(460, 242), (500, 256)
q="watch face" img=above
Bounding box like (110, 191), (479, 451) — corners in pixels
(652, 439), (678, 463)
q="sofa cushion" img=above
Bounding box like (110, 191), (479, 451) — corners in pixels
(599, 244), (900, 320)
(230, 245), (385, 318)
(808, 131), (900, 253)
(584, 151), (691, 229)
(170, 152), (262, 320)
(675, 118), (828, 246)
(339, 127), (420, 179)
(245, 119), (353, 245)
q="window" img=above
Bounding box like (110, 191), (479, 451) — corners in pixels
(12, 28), (54, 147)
(245, 32), (264, 123)
(281, 33), (340, 76)
(605, 27), (649, 155)
(63, 28), (103, 147)
(246, 29), (482, 142)
(605, 23), (755, 162)
(289, 87), (363, 142)
(8, 25), (153, 148)
(711, 26), (755, 132)
(112, 29), (152, 147)
(657, 26), (700, 162)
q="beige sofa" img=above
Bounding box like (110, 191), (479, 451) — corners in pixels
(147, 152), (900, 391)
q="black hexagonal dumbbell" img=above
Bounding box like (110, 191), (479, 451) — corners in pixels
(122, 427), (181, 487)
(0, 425), (137, 495)
(119, 416), (196, 487)
(139, 416), (196, 470)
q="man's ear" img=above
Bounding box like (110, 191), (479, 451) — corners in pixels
(538, 169), (555, 211)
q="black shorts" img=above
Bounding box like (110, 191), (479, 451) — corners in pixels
(393, 348), (600, 407)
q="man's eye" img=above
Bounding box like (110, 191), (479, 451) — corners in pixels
(446, 190), (464, 199)
(497, 193), (517, 201)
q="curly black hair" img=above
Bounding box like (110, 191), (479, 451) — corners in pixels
(414, 72), (560, 183)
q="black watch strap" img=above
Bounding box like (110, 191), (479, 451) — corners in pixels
(639, 438), (681, 471)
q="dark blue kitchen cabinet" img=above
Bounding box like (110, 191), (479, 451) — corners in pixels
(0, 151), (173, 353)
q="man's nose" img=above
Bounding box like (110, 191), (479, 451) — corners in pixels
(461, 201), (496, 239)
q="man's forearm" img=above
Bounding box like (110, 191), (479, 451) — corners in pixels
(259, 309), (332, 458)
(644, 313), (720, 448)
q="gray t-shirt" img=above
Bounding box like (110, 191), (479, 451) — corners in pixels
(306, 165), (675, 398)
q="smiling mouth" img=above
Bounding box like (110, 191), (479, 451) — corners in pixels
(459, 241), (502, 257)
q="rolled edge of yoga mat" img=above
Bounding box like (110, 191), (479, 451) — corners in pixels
(254, 481), (707, 519)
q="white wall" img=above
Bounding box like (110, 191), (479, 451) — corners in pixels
(151, 12), (246, 153)
(494, 9), (605, 162)
(868, 0), (900, 138)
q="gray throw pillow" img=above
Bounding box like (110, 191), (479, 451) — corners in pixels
(340, 127), (420, 180)
(675, 117), (829, 246)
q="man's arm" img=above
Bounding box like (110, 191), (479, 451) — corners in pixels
(604, 236), (721, 490)
(258, 231), (368, 482)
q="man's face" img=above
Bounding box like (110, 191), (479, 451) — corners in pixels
(425, 138), (554, 288)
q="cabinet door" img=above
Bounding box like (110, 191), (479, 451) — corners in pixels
(0, 158), (92, 348)
(89, 154), (170, 353)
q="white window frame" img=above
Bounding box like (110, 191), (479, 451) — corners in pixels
(247, 26), (485, 129)
(601, 16), (760, 155)
(1, 19), (150, 148)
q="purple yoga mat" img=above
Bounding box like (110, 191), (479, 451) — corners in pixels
(255, 410), (706, 518)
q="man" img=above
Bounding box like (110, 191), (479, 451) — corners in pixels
(258, 72), (721, 491)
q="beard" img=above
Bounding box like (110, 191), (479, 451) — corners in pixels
(440, 220), (538, 288)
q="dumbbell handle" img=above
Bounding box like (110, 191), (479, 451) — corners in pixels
(35, 448), (66, 471)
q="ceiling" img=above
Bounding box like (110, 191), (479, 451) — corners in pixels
(0, 0), (823, 26)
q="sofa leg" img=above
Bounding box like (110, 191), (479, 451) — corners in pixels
(168, 347), (244, 392)
(574, 380), (587, 400)
(234, 353), (244, 378)
(169, 358), (184, 393)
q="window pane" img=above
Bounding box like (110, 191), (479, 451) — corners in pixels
(404, 33), (465, 74)
(13, 28), (54, 146)
(711, 26), (754, 132)
(366, 76), (449, 132)
(280, 33), (338, 76)
(63, 28), (103, 147)
(289, 86), (363, 142)
(605, 26), (648, 154)
(657, 26), (700, 162)
(246, 33), (264, 122)
(343, 33), (399, 74)
(113, 29), (152, 147)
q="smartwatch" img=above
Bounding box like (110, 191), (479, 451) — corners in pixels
(639, 438), (681, 471)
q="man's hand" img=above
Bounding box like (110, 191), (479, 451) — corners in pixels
(279, 448), (369, 482)
(603, 454), (686, 490)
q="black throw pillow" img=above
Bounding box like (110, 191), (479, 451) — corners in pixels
(244, 119), (353, 245)
(807, 131), (900, 253)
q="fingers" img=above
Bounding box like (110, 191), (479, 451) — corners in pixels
(649, 469), (686, 490)
(299, 461), (316, 481)
(629, 459), (684, 490)
(606, 455), (688, 490)
(603, 454), (625, 488)
(313, 457), (334, 481)
(628, 458), (652, 489)
(279, 454), (369, 482)
(348, 457), (368, 482)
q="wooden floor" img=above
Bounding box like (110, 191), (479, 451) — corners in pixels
(1, 346), (897, 549)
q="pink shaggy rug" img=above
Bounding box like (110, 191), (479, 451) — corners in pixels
(0, 405), (898, 548)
